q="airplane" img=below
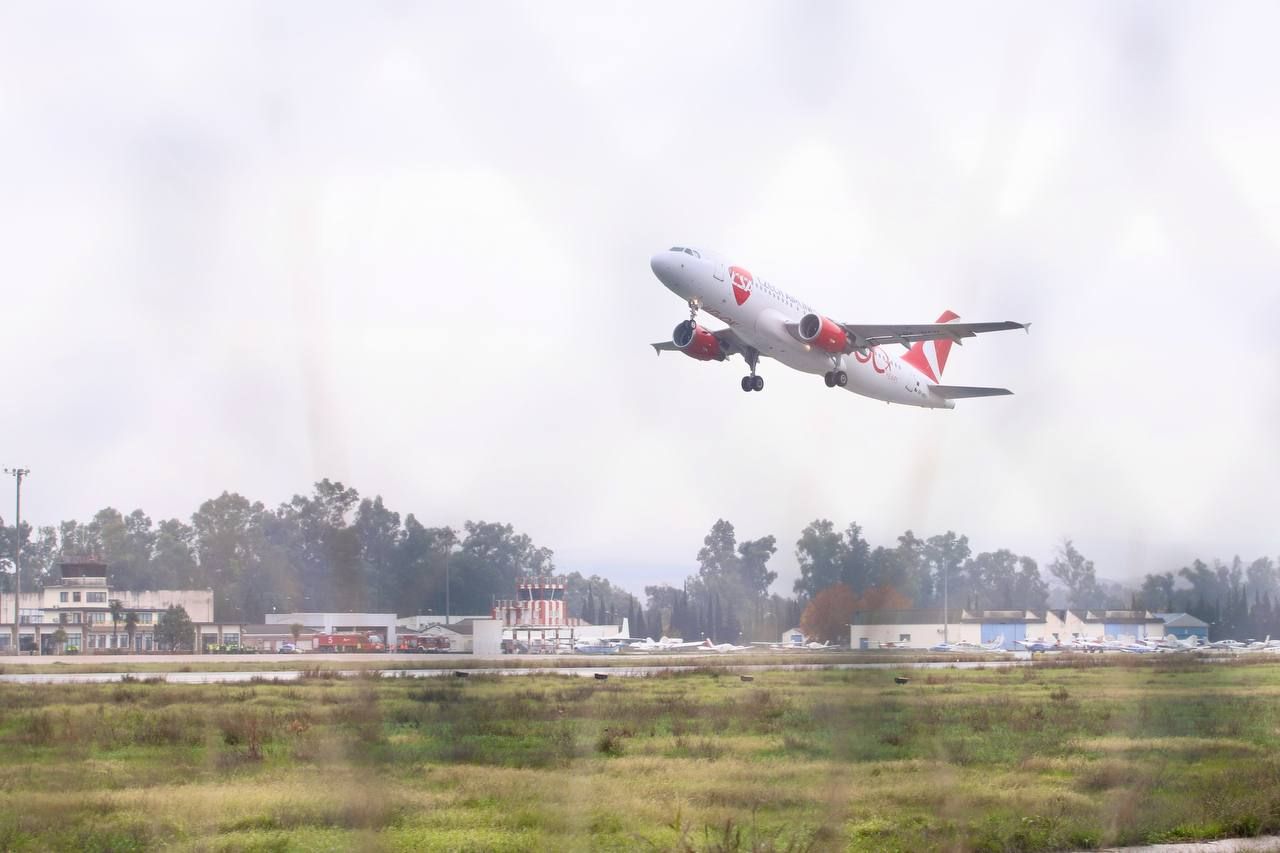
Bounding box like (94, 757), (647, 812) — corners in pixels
(701, 639), (750, 653)
(573, 636), (625, 654)
(649, 246), (1028, 406)
(1015, 638), (1061, 653)
(621, 636), (705, 653)
(929, 636), (1006, 653)
(751, 639), (839, 651)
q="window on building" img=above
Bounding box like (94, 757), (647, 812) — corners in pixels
(899, 634), (911, 642)
(87, 592), (106, 603)
(73, 592), (81, 602)
(59, 591), (68, 603)
(138, 612), (153, 624)
(90, 612), (107, 624)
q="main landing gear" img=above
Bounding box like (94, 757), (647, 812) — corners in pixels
(824, 370), (848, 388)
(741, 348), (763, 393)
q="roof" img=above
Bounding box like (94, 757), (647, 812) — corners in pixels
(1081, 610), (1159, 623)
(238, 624), (319, 636)
(423, 621), (474, 636)
(852, 609), (967, 626)
(1155, 612), (1210, 629)
(852, 609), (1053, 625)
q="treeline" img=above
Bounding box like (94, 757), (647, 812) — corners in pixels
(0, 480), (632, 624)
(1138, 558), (1280, 641)
(645, 519), (1280, 643)
(5, 484), (1278, 641)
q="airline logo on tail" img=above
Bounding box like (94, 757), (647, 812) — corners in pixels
(901, 310), (959, 382)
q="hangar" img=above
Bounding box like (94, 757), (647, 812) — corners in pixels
(851, 609), (1167, 650)
(1155, 612), (1210, 642)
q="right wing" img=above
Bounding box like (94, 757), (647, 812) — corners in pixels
(784, 319), (1028, 352)
(840, 321), (1027, 351)
(650, 326), (751, 360)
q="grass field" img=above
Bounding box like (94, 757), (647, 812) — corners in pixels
(0, 650), (985, 675)
(1, 657), (1279, 851)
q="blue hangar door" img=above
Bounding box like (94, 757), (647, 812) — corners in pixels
(981, 622), (1026, 650)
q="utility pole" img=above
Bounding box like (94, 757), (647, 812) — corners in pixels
(5, 468), (30, 653)
(943, 555), (949, 644)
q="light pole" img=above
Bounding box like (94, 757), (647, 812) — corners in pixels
(942, 555), (949, 644)
(5, 467), (30, 653)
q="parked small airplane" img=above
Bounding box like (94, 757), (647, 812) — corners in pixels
(622, 636), (705, 653)
(750, 639), (837, 651)
(930, 636), (1006, 653)
(573, 637), (624, 654)
(701, 639), (750, 653)
(1015, 638), (1061, 653)
(650, 247), (1028, 407)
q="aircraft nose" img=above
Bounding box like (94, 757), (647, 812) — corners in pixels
(650, 252), (676, 283)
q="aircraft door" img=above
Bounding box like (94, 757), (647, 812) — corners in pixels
(713, 263), (725, 281)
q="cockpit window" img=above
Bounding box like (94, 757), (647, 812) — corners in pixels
(685, 248), (700, 258)
(669, 246), (684, 253)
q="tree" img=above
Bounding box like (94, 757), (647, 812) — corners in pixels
(736, 535), (778, 598)
(52, 626), (68, 654)
(1140, 572), (1176, 612)
(839, 523), (873, 592)
(1048, 540), (1104, 609)
(108, 599), (124, 652)
(964, 550), (1048, 609)
(125, 611), (139, 652)
(155, 605), (195, 652)
(794, 520), (847, 600)
(924, 532), (971, 610)
(799, 583), (858, 644)
(290, 623), (303, 643)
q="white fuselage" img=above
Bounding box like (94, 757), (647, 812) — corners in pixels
(651, 248), (952, 408)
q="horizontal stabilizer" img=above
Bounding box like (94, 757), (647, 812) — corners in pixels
(930, 385), (1013, 399)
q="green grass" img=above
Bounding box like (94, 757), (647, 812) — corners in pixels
(1, 658), (1279, 850)
(0, 649), (998, 674)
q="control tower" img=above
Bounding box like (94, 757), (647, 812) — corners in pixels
(492, 576), (566, 626)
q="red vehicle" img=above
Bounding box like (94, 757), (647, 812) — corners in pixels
(397, 636), (450, 653)
(314, 632), (386, 653)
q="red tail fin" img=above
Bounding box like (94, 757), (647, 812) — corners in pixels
(901, 310), (959, 382)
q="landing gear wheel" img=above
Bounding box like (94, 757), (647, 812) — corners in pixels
(835, 370), (848, 387)
(741, 376), (754, 393)
(824, 372), (835, 388)
(752, 375), (764, 392)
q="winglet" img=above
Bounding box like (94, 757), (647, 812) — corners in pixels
(1024, 322), (1032, 334)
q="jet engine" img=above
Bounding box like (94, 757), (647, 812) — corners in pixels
(798, 313), (848, 354)
(672, 320), (725, 361)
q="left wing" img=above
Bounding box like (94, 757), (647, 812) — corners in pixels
(786, 320), (1028, 353)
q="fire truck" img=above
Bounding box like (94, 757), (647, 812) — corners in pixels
(396, 636), (451, 653)
(313, 632), (386, 653)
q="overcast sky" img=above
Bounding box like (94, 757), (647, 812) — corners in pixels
(2, 2), (1278, 596)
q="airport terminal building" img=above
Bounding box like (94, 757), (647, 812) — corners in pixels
(0, 557), (214, 654)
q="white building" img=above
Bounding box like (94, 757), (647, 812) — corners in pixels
(850, 609), (1166, 650)
(0, 557), (214, 654)
(265, 611), (401, 649)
